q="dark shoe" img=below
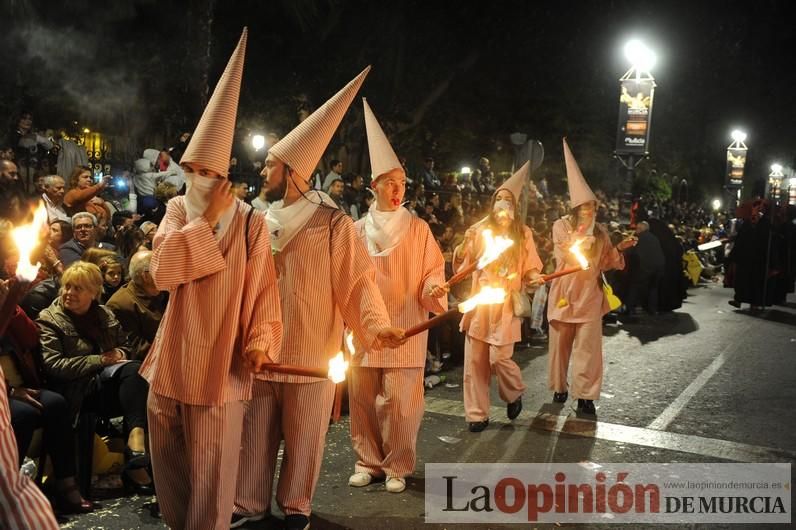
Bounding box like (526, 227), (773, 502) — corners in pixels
(468, 419), (489, 432)
(553, 391), (568, 403)
(231, 511), (266, 528)
(728, 299), (741, 308)
(284, 513), (310, 530)
(122, 469), (155, 496)
(52, 485), (95, 514)
(124, 446), (150, 469)
(577, 399), (596, 414)
(507, 398), (522, 420)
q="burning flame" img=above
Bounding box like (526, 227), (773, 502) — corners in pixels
(12, 202), (49, 281)
(476, 229), (514, 269)
(328, 352), (349, 384)
(458, 286), (507, 313)
(569, 239), (590, 271)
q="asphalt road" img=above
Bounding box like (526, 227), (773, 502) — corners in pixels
(61, 283), (796, 529)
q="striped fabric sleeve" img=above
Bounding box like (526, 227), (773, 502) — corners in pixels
(330, 214), (392, 350)
(418, 223), (448, 315)
(239, 214), (283, 360)
(151, 201), (227, 291)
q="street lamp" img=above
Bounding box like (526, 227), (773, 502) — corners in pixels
(251, 134), (266, 151)
(624, 39), (657, 77)
(615, 38), (657, 218)
(460, 166), (472, 175)
(725, 129), (748, 211)
(731, 129), (747, 143)
(768, 163), (784, 202)
(712, 198), (722, 211)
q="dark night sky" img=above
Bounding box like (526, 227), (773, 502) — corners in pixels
(1, 0), (794, 198)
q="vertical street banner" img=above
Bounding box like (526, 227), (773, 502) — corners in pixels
(615, 78), (655, 155)
(725, 147), (747, 187)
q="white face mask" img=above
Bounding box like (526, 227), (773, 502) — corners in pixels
(493, 199), (515, 220)
(183, 171), (236, 240)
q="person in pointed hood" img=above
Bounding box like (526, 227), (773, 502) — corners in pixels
(546, 139), (636, 415)
(346, 99), (448, 494)
(452, 161), (544, 432)
(234, 69), (405, 530)
(138, 28), (284, 530)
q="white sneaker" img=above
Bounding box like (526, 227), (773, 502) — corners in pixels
(348, 472), (373, 487)
(385, 477), (406, 493)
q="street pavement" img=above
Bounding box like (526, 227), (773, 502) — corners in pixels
(61, 283), (796, 529)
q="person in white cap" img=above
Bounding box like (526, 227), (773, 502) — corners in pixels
(233, 68), (405, 530)
(453, 161), (544, 432)
(346, 99), (448, 494)
(546, 139), (636, 415)
(139, 28), (283, 530)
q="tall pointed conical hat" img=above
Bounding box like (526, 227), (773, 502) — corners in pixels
(363, 98), (402, 180)
(563, 138), (597, 207)
(180, 28), (247, 177)
(496, 160), (530, 200)
(269, 66), (371, 181)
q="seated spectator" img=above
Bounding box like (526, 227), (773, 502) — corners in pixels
(322, 159), (344, 191)
(41, 174), (70, 223)
(1, 291), (94, 514)
(139, 181), (177, 225)
(327, 177), (350, 214)
(115, 225), (148, 260)
(49, 220), (73, 252)
(63, 166), (111, 224)
(37, 262), (153, 493)
(106, 251), (165, 361)
(421, 157), (441, 189)
(98, 255), (123, 303)
(344, 174), (366, 220)
(230, 178), (249, 201)
(0, 159), (26, 223)
(59, 212), (116, 268)
(139, 221), (157, 245)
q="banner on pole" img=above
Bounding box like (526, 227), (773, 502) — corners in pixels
(615, 78), (655, 155)
(726, 147), (747, 187)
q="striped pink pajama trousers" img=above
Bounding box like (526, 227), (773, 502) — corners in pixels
(0, 375), (58, 530)
(235, 379), (335, 517)
(147, 391), (245, 530)
(349, 367), (425, 479)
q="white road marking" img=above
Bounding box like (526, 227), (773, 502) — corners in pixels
(646, 321), (754, 431)
(424, 396), (796, 463)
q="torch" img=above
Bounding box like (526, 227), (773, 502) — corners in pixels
(539, 238), (591, 283)
(444, 229), (514, 288)
(260, 351), (349, 383)
(0, 203), (48, 334)
(403, 286), (507, 339)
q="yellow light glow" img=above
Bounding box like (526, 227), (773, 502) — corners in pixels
(476, 229), (514, 269)
(328, 352), (349, 384)
(458, 286), (507, 313)
(569, 239), (590, 271)
(12, 202), (49, 281)
(345, 331), (355, 356)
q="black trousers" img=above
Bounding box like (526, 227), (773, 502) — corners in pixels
(10, 388), (76, 479)
(83, 360), (149, 433)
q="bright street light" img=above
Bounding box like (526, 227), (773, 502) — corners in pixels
(624, 39), (656, 72)
(460, 166), (472, 175)
(731, 129), (747, 143)
(712, 199), (722, 211)
(251, 134), (265, 151)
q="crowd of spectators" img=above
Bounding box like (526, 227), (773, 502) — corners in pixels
(1, 110), (781, 518)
